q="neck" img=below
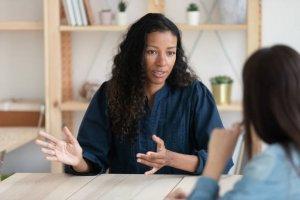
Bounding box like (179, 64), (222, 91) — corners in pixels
(145, 83), (164, 104)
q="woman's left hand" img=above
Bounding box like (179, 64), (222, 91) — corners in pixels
(137, 135), (171, 175)
(166, 188), (187, 200)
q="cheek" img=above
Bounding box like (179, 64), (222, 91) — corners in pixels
(145, 55), (156, 69)
(167, 57), (176, 71)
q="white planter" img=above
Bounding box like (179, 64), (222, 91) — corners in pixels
(99, 10), (113, 25)
(117, 12), (127, 26)
(218, 0), (246, 24)
(187, 11), (200, 26)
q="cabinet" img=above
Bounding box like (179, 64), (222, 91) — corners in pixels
(44, 0), (261, 172)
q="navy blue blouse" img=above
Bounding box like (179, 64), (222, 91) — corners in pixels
(66, 80), (233, 175)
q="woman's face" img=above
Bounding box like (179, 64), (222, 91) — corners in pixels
(144, 31), (177, 88)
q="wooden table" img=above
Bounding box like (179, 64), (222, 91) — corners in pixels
(0, 173), (242, 199)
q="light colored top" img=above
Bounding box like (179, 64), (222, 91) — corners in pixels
(188, 143), (300, 200)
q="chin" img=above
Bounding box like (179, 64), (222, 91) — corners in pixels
(150, 78), (166, 85)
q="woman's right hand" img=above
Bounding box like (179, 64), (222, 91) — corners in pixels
(36, 127), (83, 167)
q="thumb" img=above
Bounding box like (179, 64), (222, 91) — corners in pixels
(152, 135), (164, 150)
(63, 127), (76, 143)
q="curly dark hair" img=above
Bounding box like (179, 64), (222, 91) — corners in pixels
(107, 13), (197, 141)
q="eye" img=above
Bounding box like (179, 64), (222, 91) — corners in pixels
(146, 50), (157, 55)
(167, 51), (176, 56)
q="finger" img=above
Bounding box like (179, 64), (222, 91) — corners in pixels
(41, 148), (56, 156)
(45, 156), (58, 161)
(146, 151), (164, 159)
(63, 126), (76, 143)
(137, 153), (165, 164)
(137, 153), (152, 161)
(152, 135), (164, 150)
(36, 139), (56, 149)
(145, 167), (159, 175)
(137, 158), (160, 168)
(38, 131), (59, 144)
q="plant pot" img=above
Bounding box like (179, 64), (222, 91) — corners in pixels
(211, 83), (232, 105)
(117, 12), (127, 25)
(99, 10), (113, 25)
(218, 0), (246, 24)
(187, 11), (200, 25)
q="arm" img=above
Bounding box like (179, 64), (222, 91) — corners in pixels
(137, 81), (232, 174)
(65, 82), (111, 175)
(188, 150), (278, 200)
(191, 81), (233, 174)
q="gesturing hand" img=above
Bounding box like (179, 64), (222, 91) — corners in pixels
(136, 135), (171, 175)
(36, 127), (83, 166)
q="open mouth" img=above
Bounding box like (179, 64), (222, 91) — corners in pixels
(152, 70), (166, 78)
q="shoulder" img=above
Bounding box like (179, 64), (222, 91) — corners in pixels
(180, 80), (211, 96)
(94, 81), (109, 98)
(243, 144), (287, 181)
(183, 80), (216, 104)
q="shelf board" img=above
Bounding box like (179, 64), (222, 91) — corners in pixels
(60, 25), (127, 32)
(61, 101), (89, 111)
(0, 21), (43, 31)
(0, 99), (44, 112)
(61, 100), (242, 112)
(60, 23), (247, 32)
(177, 23), (247, 31)
(0, 127), (42, 152)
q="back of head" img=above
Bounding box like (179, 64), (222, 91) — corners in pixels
(243, 45), (300, 157)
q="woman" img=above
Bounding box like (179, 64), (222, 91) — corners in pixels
(170, 45), (300, 199)
(36, 13), (233, 175)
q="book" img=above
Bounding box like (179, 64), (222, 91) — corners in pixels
(62, 0), (76, 26)
(78, 0), (88, 26)
(72, 0), (83, 25)
(83, 0), (95, 25)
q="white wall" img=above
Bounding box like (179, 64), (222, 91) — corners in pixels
(1, 0), (299, 173)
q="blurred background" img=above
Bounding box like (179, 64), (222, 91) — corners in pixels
(0, 0), (299, 176)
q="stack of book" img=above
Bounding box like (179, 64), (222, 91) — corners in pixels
(62, 0), (95, 26)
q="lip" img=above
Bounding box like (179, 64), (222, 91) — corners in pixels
(151, 70), (166, 78)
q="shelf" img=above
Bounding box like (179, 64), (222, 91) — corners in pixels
(60, 23), (247, 32)
(0, 99), (44, 112)
(61, 100), (242, 112)
(0, 21), (43, 31)
(177, 24), (247, 31)
(61, 101), (88, 111)
(60, 25), (127, 32)
(0, 127), (42, 152)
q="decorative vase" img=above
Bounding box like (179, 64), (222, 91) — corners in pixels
(187, 11), (200, 25)
(99, 10), (113, 25)
(116, 12), (127, 25)
(211, 83), (232, 105)
(218, 0), (246, 24)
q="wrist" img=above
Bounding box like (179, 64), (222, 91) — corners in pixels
(166, 150), (174, 167)
(202, 160), (224, 181)
(72, 156), (89, 172)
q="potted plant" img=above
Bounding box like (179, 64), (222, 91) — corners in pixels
(186, 3), (200, 25)
(99, 9), (113, 25)
(117, 0), (127, 25)
(210, 75), (233, 105)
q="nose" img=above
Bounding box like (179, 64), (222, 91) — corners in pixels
(156, 53), (167, 67)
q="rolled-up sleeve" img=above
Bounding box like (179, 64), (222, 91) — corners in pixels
(191, 81), (233, 174)
(65, 82), (111, 175)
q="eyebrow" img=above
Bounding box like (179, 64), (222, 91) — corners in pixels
(146, 45), (177, 49)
